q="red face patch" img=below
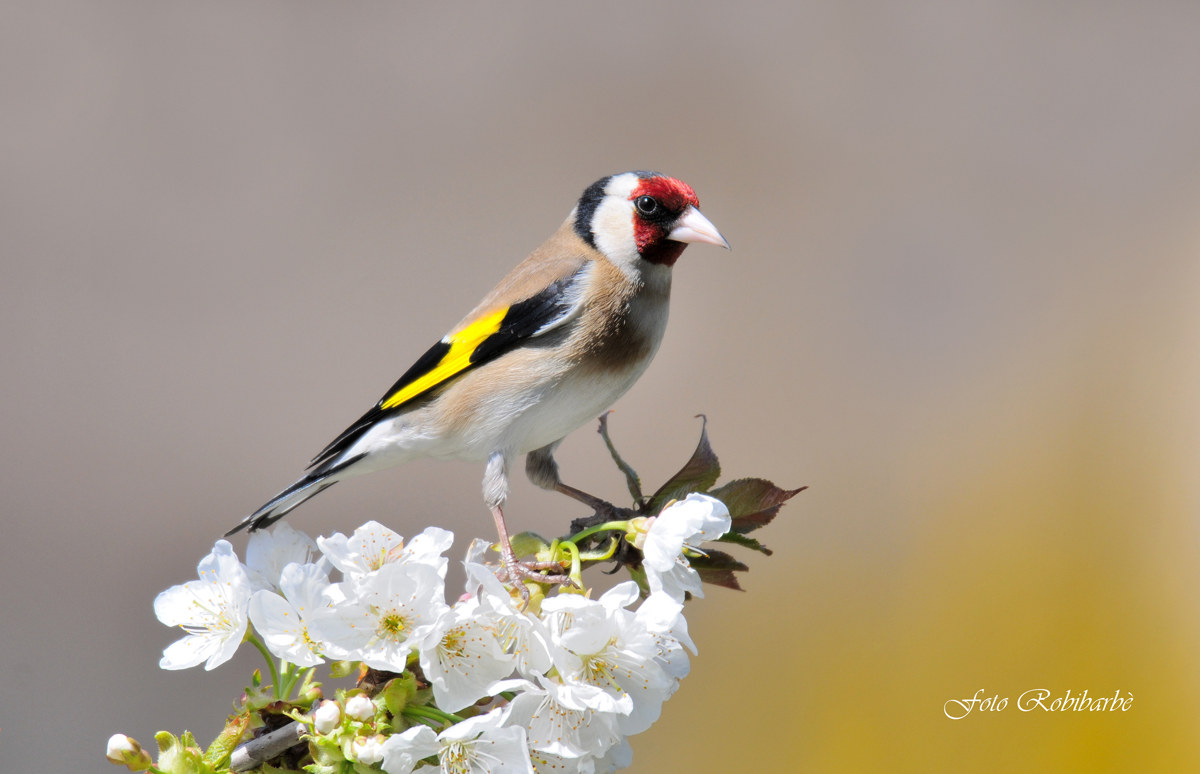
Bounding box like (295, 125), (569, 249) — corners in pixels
(630, 176), (700, 265)
(631, 176), (700, 213)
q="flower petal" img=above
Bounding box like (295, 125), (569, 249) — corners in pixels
(380, 725), (439, 774)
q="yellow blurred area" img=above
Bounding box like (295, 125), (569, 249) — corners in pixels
(646, 246), (1200, 770)
(3, 2), (1199, 771)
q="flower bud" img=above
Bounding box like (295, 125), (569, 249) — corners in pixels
(509, 531), (551, 558)
(312, 700), (342, 735)
(627, 516), (655, 550)
(106, 734), (152, 771)
(345, 694), (375, 721)
(351, 734), (386, 765)
(299, 680), (323, 704)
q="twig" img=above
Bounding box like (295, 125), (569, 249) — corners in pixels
(229, 720), (305, 772)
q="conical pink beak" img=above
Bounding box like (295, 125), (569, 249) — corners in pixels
(668, 206), (730, 249)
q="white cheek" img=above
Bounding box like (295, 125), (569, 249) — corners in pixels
(591, 197), (639, 266)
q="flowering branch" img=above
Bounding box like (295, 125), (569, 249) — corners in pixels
(228, 722), (304, 772)
(108, 416), (803, 774)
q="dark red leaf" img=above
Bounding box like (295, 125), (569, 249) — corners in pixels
(707, 478), (806, 534)
(716, 531), (773, 556)
(645, 416), (721, 513)
(688, 548), (749, 572)
(696, 567), (744, 591)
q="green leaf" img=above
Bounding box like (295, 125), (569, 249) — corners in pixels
(306, 733), (348, 774)
(715, 531), (773, 555)
(328, 660), (358, 680)
(627, 564), (650, 598)
(381, 674), (418, 718)
(243, 670), (275, 713)
(645, 416), (721, 513)
(707, 478), (806, 534)
(154, 731), (211, 774)
(509, 531), (551, 559)
(297, 667), (323, 704)
(203, 712), (249, 769)
(154, 730), (177, 753)
(597, 412), (645, 506)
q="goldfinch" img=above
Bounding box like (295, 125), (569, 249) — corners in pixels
(226, 171), (729, 580)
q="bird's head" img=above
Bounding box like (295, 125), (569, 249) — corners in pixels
(573, 171), (729, 268)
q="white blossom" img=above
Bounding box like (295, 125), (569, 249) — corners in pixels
(379, 725), (440, 774)
(464, 539), (554, 677)
(527, 749), (597, 774)
(152, 515), (714, 774)
(154, 540), (252, 670)
(319, 521), (454, 580)
(244, 522), (319, 592)
(247, 561), (331, 667)
(381, 708), (532, 774)
(402, 525), (457, 576)
(638, 494), (731, 601)
(318, 519), (403, 577)
(498, 677), (624, 761)
(307, 561), (448, 671)
(590, 738), (633, 773)
(634, 593), (695, 683)
(419, 597), (516, 712)
(541, 583), (674, 735)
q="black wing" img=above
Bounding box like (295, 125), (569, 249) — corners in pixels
(307, 267), (588, 470)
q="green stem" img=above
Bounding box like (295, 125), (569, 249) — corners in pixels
(279, 659), (297, 700)
(279, 662), (313, 701)
(554, 539), (583, 588)
(246, 633), (281, 697)
(402, 704), (466, 728)
(290, 666), (316, 700)
(566, 520), (630, 545)
(578, 537), (620, 563)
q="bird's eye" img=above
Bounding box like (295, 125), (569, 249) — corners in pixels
(635, 196), (659, 216)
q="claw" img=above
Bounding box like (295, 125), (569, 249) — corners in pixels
(496, 555), (576, 607)
(489, 503), (577, 604)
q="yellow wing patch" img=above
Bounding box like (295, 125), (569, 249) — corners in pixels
(379, 307), (508, 411)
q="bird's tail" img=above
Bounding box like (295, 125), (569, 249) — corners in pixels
(225, 453), (366, 536)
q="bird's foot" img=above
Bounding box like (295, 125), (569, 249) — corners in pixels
(497, 557), (574, 585)
(488, 502), (577, 604)
(567, 500), (642, 538)
(555, 482), (641, 532)
(496, 550), (577, 606)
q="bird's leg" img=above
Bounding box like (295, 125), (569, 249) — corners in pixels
(489, 503), (573, 581)
(526, 445), (636, 523)
(552, 481), (610, 512)
(484, 452), (573, 590)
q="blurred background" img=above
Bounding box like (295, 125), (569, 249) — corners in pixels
(3, 2), (1199, 771)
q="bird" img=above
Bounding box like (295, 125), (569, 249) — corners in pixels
(226, 170), (729, 582)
